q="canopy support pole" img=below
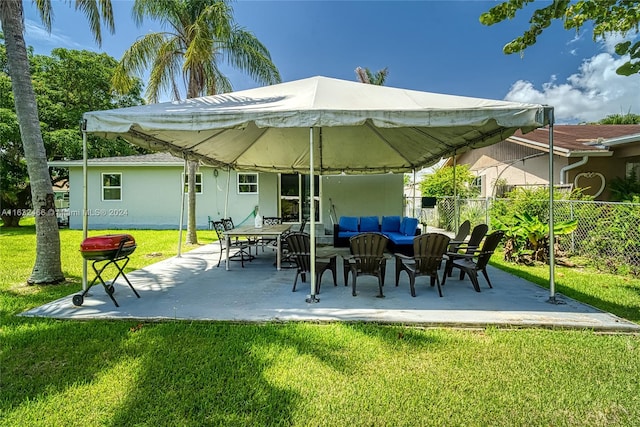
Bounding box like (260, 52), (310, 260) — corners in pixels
(546, 108), (561, 304)
(224, 166), (231, 218)
(453, 150), (458, 232)
(412, 169), (417, 218)
(177, 158), (187, 258)
(81, 124), (88, 292)
(307, 127), (319, 303)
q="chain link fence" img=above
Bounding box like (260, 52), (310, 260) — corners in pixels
(415, 197), (640, 273)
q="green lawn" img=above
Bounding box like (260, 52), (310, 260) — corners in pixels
(2, 223), (640, 426)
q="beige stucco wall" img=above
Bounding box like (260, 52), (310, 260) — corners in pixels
(457, 150), (566, 197)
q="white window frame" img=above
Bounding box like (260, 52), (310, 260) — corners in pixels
(472, 175), (483, 192)
(102, 172), (122, 201)
(237, 173), (258, 194)
(183, 172), (203, 194)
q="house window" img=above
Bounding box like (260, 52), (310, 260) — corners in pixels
(238, 173), (258, 194)
(471, 175), (483, 195)
(626, 162), (640, 181)
(102, 173), (121, 201)
(183, 173), (203, 194)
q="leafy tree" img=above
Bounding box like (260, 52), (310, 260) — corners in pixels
(0, 107), (28, 227)
(598, 113), (640, 124)
(0, 43), (144, 228)
(355, 66), (389, 85)
(112, 0), (281, 245)
(419, 164), (478, 198)
(480, 1), (640, 76)
(1, 0), (116, 284)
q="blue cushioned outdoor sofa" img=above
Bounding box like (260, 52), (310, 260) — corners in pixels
(333, 215), (420, 254)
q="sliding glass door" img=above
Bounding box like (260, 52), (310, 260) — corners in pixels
(279, 173), (319, 223)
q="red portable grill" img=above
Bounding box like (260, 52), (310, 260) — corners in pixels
(73, 234), (140, 307)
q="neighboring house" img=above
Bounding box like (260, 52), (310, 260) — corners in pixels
(49, 152), (404, 231)
(450, 124), (640, 200)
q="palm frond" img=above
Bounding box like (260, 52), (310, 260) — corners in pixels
(223, 28), (281, 85)
(203, 60), (232, 94)
(74, 0), (115, 47)
(146, 38), (183, 102)
(33, 0), (53, 31)
(132, 0), (180, 26)
(112, 32), (176, 96)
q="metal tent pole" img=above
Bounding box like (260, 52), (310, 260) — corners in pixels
(177, 158), (187, 258)
(453, 150), (458, 231)
(81, 125), (88, 291)
(547, 107), (559, 304)
(224, 167), (231, 218)
(412, 168), (417, 218)
(307, 127), (319, 303)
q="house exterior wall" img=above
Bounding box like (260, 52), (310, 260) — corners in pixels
(562, 154), (640, 200)
(67, 166), (261, 229)
(204, 169), (262, 226)
(456, 141), (567, 197)
(66, 165), (400, 231)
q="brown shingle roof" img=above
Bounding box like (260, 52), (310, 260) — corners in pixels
(511, 125), (640, 152)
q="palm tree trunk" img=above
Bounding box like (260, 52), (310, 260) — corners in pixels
(186, 160), (198, 244)
(1, 0), (64, 284)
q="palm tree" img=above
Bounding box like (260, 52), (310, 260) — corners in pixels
(112, 0), (281, 244)
(355, 66), (388, 86)
(0, 0), (114, 284)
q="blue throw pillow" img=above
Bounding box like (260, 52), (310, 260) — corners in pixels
(401, 217), (419, 236)
(339, 216), (359, 232)
(359, 216), (379, 232)
(381, 216), (401, 232)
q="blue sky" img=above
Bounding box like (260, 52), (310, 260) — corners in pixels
(23, 0), (640, 124)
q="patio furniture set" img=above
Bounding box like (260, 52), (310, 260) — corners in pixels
(70, 219), (504, 307)
(215, 216), (505, 298)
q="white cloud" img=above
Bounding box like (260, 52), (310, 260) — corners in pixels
(505, 38), (640, 124)
(24, 19), (89, 52)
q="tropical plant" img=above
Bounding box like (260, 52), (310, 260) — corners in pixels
(609, 174), (640, 201)
(494, 212), (578, 264)
(0, 0), (114, 284)
(598, 112), (640, 124)
(480, 0), (640, 76)
(355, 66), (389, 85)
(112, 0), (281, 244)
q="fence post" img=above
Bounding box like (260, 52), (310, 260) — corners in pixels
(485, 197), (490, 226)
(570, 201), (575, 252)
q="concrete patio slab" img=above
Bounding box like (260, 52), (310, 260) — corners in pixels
(20, 244), (640, 332)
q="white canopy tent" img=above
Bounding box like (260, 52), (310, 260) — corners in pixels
(82, 76), (555, 302)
